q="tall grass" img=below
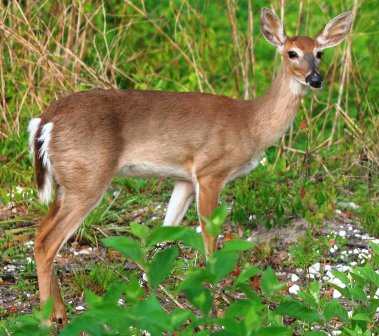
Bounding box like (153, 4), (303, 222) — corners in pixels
(0, 0), (377, 229)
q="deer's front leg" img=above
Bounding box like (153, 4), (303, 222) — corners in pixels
(195, 175), (225, 255)
(163, 181), (194, 226)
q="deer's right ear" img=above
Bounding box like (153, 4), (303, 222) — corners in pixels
(261, 8), (287, 49)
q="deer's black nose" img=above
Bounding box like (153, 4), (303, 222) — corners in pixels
(305, 72), (323, 88)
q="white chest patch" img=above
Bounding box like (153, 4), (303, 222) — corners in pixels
(227, 157), (260, 182)
(120, 162), (190, 180)
(290, 78), (308, 96)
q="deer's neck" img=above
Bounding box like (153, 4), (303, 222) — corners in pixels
(248, 61), (308, 151)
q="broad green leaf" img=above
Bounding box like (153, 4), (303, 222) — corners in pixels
(304, 331), (328, 336)
(179, 275), (213, 315)
(40, 297), (53, 320)
(148, 246), (179, 288)
(255, 327), (291, 336)
(125, 275), (145, 303)
(221, 239), (254, 253)
(297, 291), (318, 309)
(204, 204), (228, 238)
(244, 306), (261, 332)
(261, 268), (284, 297)
(102, 236), (145, 265)
(276, 298), (321, 322)
(235, 265), (261, 285)
(131, 295), (172, 334)
(323, 299), (349, 322)
(130, 222), (150, 242)
(350, 313), (372, 322)
(207, 250), (239, 283)
(349, 285), (367, 302)
(147, 226), (205, 254)
(369, 241), (379, 256)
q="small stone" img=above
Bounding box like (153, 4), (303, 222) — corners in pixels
(348, 226), (353, 231)
(350, 261), (357, 266)
(291, 274), (299, 282)
(76, 305), (85, 311)
(196, 226), (202, 233)
(332, 331), (342, 335)
(353, 249), (360, 254)
(324, 265), (332, 272)
(355, 234), (361, 238)
(333, 289), (342, 299)
(370, 239), (379, 245)
(322, 276), (329, 281)
(289, 284), (300, 295)
(309, 262), (321, 274)
(329, 247), (336, 254)
(338, 230), (346, 237)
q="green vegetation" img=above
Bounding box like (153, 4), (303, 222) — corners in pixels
(1, 212), (379, 335)
(0, 0), (378, 334)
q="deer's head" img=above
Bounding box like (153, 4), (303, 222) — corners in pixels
(261, 8), (353, 90)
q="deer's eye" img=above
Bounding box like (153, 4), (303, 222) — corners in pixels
(288, 51), (298, 59)
(316, 51), (323, 59)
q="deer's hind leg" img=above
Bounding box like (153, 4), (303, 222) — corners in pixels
(34, 186), (106, 325)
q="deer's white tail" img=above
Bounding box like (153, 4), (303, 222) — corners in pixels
(28, 118), (55, 204)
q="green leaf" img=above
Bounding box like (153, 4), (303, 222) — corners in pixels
(261, 268), (284, 297)
(304, 331), (328, 336)
(40, 297), (53, 320)
(276, 298), (321, 322)
(148, 246), (179, 288)
(221, 239), (254, 253)
(204, 204), (228, 238)
(235, 265), (261, 285)
(323, 299), (349, 322)
(349, 285), (367, 302)
(255, 327), (290, 336)
(170, 309), (195, 330)
(207, 250), (239, 283)
(130, 222), (150, 242)
(125, 275), (145, 303)
(369, 241), (379, 256)
(147, 226), (205, 254)
(350, 313), (372, 322)
(179, 275), (213, 315)
(102, 236), (145, 265)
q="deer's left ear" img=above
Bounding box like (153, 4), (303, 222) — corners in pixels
(316, 12), (353, 49)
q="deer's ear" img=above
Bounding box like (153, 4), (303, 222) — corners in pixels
(261, 8), (287, 49)
(316, 12), (353, 49)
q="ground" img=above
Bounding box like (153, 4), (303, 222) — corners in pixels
(1, 198), (378, 327)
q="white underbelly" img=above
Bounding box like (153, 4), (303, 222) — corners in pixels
(120, 162), (190, 179)
(227, 158), (260, 182)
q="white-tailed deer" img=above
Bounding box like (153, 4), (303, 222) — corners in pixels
(28, 8), (353, 325)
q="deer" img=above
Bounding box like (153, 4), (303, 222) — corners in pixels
(28, 8), (353, 325)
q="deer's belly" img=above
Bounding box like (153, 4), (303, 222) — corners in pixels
(120, 162), (190, 180)
(227, 158), (260, 182)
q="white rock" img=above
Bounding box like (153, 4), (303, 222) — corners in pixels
(348, 226), (353, 231)
(330, 247), (336, 254)
(291, 274), (299, 282)
(355, 234), (361, 238)
(350, 261), (357, 266)
(309, 262), (321, 274)
(335, 209), (342, 215)
(322, 276), (329, 281)
(324, 265), (332, 272)
(333, 289), (342, 298)
(353, 249), (360, 254)
(339, 230), (346, 237)
(370, 239), (379, 245)
(76, 305), (85, 311)
(289, 284), (300, 295)
(196, 226), (202, 233)
(332, 330), (342, 335)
